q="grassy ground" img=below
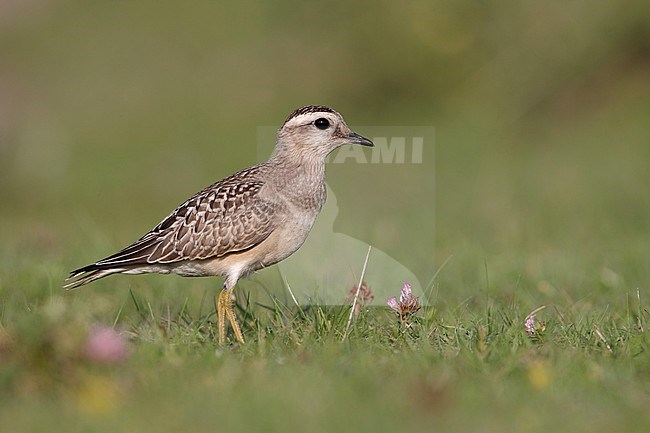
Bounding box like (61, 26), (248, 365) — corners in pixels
(0, 275), (648, 432)
(1, 2), (649, 432)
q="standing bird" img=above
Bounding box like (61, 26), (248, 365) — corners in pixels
(65, 105), (374, 344)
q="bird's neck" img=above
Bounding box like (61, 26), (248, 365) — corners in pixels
(266, 151), (327, 209)
(268, 148), (327, 182)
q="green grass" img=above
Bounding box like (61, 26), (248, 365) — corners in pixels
(1, 267), (648, 432)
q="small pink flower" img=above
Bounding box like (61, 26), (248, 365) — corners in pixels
(85, 326), (128, 364)
(525, 314), (537, 336)
(387, 297), (399, 311)
(524, 306), (547, 337)
(346, 281), (374, 315)
(387, 282), (421, 323)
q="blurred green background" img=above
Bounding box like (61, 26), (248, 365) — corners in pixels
(1, 1), (649, 431)
(1, 1), (648, 294)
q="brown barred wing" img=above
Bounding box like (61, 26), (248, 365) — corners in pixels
(90, 178), (280, 268)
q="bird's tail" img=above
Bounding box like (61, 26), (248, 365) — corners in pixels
(63, 265), (125, 290)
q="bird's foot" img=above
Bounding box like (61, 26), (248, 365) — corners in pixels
(217, 288), (245, 345)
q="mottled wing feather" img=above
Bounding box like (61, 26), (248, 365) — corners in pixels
(93, 168), (281, 267)
(148, 183), (278, 262)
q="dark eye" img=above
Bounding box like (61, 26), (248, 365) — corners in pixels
(314, 118), (330, 130)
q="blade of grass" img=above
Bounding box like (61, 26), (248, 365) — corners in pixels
(342, 245), (371, 341)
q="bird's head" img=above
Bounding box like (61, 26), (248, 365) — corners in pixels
(275, 105), (373, 161)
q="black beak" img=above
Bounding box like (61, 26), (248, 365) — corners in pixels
(346, 132), (374, 147)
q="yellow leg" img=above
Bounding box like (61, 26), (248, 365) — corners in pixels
(217, 286), (245, 344)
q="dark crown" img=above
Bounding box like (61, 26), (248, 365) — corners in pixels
(283, 105), (336, 125)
